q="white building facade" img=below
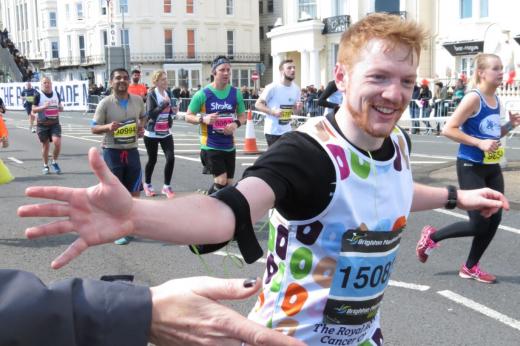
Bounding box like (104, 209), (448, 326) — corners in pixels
(1, 0), (260, 90)
(267, 0), (520, 89)
(434, 0), (520, 86)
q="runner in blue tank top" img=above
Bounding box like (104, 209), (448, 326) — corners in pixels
(417, 53), (520, 283)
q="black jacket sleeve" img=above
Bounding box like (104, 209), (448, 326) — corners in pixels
(0, 269), (151, 346)
(146, 91), (169, 121)
(317, 81), (339, 109)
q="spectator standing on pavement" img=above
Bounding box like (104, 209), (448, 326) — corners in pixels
(32, 77), (64, 175)
(21, 81), (37, 133)
(452, 77), (466, 106)
(0, 96), (5, 114)
(419, 79), (433, 132)
(254, 59), (302, 146)
(417, 53), (520, 283)
(16, 14), (509, 345)
(127, 69), (147, 103)
(185, 55), (246, 195)
(432, 81), (447, 135)
(91, 68), (146, 245)
(143, 70), (177, 199)
(317, 79), (342, 116)
(409, 82), (421, 133)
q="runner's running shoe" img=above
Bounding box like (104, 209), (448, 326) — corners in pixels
(459, 263), (496, 283)
(42, 165), (50, 175)
(51, 161), (62, 174)
(114, 236), (131, 245)
(161, 185), (175, 199)
(143, 183), (156, 197)
(416, 225), (439, 263)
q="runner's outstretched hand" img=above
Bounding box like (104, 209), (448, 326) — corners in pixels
(150, 276), (306, 346)
(17, 147), (135, 269)
(457, 187), (509, 218)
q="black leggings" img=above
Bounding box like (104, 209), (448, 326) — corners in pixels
(431, 159), (503, 268)
(144, 135), (175, 185)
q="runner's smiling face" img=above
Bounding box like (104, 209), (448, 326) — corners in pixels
(213, 63), (231, 88)
(111, 71), (130, 94)
(337, 39), (418, 138)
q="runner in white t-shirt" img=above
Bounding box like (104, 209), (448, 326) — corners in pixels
(255, 59), (302, 146)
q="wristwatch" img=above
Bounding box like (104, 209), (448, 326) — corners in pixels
(198, 115), (204, 124)
(445, 185), (457, 209)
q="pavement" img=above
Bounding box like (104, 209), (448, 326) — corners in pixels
(415, 160), (520, 210)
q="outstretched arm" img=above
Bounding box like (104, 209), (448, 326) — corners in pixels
(18, 147), (275, 269)
(411, 182), (508, 217)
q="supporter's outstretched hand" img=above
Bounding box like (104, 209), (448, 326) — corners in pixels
(150, 276), (306, 346)
(17, 147), (134, 269)
(457, 188), (509, 218)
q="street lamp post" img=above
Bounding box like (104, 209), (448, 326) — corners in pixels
(121, 5), (126, 70)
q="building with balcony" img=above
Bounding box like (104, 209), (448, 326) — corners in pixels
(258, 0), (283, 86)
(1, 0), (261, 91)
(434, 0), (520, 85)
(267, 0), (437, 89)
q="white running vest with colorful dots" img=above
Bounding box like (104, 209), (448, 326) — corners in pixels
(248, 116), (414, 346)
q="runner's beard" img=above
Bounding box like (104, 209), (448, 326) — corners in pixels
(132, 78), (140, 83)
(284, 73), (294, 82)
(347, 101), (404, 138)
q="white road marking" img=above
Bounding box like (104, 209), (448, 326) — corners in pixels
(438, 290), (520, 332)
(435, 209), (520, 235)
(8, 157), (23, 164)
(411, 153), (456, 160)
(410, 161), (446, 164)
(388, 280), (430, 291)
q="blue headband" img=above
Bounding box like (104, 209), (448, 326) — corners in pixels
(211, 57), (230, 72)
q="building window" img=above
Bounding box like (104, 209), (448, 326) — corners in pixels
(66, 4), (70, 19)
(267, 25), (273, 34)
(100, 0), (107, 15)
(164, 0), (172, 13)
(79, 35), (86, 63)
(298, 0), (316, 20)
(375, 0), (399, 13)
(190, 70), (200, 89)
(186, 0), (194, 14)
(226, 0), (233, 15)
(51, 41), (59, 59)
(164, 29), (173, 59)
(333, 0), (346, 15)
(240, 69), (249, 88)
(24, 3), (28, 29)
(480, 0), (488, 17)
(259, 26), (264, 40)
(102, 30), (108, 46)
(15, 5), (20, 31)
(460, 56), (474, 77)
(268, 0), (274, 13)
(49, 12), (57, 27)
(167, 70), (177, 87)
(67, 35), (72, 57)
(259, 1), (263, 14)
(187, 29), (195, 59)
(460, 0), (472, 18)
(77, 2), (84, 19)
(178, 68), (189, 88)
(120, 0), (128, 14)
(120, 29), (129, 47)
(227, 30), (234, 56)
